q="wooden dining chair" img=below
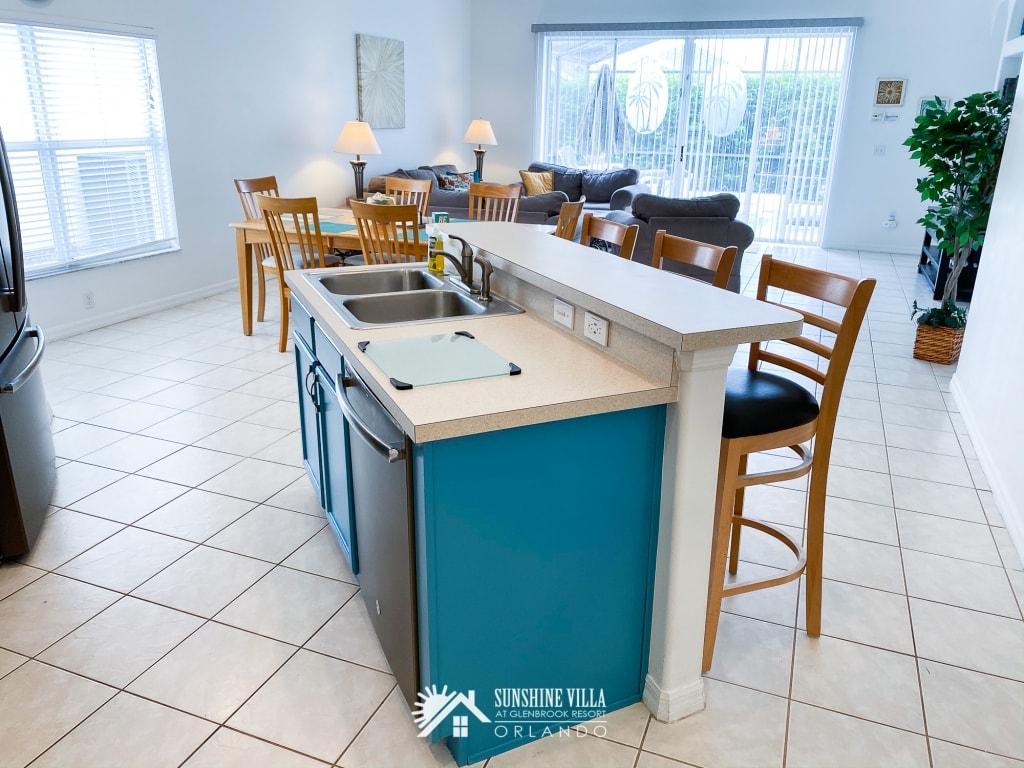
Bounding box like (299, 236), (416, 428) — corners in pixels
(552, 197), (586, 241)
(468, 182), (521, 222)
(234, 176), (280, 323)
(580, 213), (639, 260)
(256, 194), (333, 353)
(651, 230), (737, 290)
(702, 254), (875, 672)
(350, 200), (425, 265)
(385, 176), (432, 220)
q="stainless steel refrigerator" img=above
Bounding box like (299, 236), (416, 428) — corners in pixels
(0, 125), (55, 558)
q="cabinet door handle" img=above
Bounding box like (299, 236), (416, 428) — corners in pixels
(334, 371), (405, 463)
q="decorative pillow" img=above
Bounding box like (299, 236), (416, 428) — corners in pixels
(529, 162), (583, 201)
(519, 170), (554, 196)
(438, 172), (475, 191)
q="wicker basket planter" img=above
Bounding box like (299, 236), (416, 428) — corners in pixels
(913, 324), (965, 364)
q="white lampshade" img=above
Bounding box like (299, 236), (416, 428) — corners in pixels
(463, 119), (497, 147)
(334, 120), (381, 157)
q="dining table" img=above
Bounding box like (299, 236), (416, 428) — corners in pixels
(229, 206), (431, 336)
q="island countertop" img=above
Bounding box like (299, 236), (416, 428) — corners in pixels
(285, 223), (801, 443)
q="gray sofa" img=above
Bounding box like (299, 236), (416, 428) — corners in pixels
(526, 162), (650, 212)
(366, 164), (568, 224)
(605, 193), (755, 293)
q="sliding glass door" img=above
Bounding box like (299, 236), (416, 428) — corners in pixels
(536, 23), (857, 244)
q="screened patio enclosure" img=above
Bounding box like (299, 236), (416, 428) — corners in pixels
(535, 21), (860, 244)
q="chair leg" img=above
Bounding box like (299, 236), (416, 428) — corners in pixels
(278, 289), (289, 353)
(256, 259), (267, 322)
(804, 460), (828, 636)
(728, 453), (748, 575)
(703, 437), (743, 673)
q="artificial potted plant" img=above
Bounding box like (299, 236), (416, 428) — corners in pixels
(903, 90), (1012, 364)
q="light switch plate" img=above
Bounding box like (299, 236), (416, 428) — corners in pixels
(554, 298), (575, 329)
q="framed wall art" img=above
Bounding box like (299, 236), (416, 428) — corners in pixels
(874, 78), (907, 107)
(356, 34), (405, 129)
(919, 96), (949, 115)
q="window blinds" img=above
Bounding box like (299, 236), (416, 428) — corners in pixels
(0, 22), (178, 275)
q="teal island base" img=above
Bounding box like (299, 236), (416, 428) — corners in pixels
(412, 405), (666, 765)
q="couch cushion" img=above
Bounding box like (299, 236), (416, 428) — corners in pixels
(581, 168), (639, 203)
(529, 162), (583, 201)
(419, 164), (461, 184)
(519, 190), (569, 216)
(519, 169), (554, 196)
(632, 193), (741, 223)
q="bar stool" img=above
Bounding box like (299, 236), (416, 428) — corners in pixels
(703, 254), (875, 672)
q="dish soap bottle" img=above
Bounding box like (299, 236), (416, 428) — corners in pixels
(428, 224), (445, 275)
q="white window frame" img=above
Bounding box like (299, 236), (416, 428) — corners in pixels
(0, 19), (178, 278)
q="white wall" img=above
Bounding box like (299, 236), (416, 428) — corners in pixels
(2, 0), (471, 337)
(468, 0), (1004, 253)
(952, 84), (1024, 563)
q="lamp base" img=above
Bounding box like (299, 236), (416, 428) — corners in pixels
(472, 148), (486, 181)
(350, 159), (368, 200)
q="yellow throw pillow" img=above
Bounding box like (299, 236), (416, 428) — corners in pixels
(519, 169), (554, 196)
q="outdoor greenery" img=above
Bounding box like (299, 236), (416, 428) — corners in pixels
(548, 70), (842, 203)
(904, 90), (1012, 328)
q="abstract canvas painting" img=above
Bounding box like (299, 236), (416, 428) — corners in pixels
(356, 34), (405, 129)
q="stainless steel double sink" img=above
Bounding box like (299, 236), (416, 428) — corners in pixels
(310, 267), (522, 328)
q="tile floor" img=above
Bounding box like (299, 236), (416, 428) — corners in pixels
(1, 245), (1022, 768)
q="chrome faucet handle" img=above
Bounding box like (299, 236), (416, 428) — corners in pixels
(473, 254), (493, 301)
(448, 235), (475, 284)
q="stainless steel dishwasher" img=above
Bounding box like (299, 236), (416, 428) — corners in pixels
(334, 361), (419, 706)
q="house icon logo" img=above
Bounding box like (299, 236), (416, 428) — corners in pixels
(413, 685), (491, 738)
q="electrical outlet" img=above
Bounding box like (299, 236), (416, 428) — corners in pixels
(583, 311), (609, 346)
(84, 291), (95, 310)
(553, 298), (574, 329)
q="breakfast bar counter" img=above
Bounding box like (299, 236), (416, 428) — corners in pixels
(284, 223), (801, 765)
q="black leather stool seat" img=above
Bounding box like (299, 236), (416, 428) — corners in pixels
(722, 368), (820, 439)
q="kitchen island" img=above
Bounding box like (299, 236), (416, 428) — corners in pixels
(285, 223), (801, 765)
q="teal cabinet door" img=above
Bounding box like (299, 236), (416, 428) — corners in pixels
(293, 333), (324, 507)
(316, 366), (357, 573)
(413, 405), (665, 766)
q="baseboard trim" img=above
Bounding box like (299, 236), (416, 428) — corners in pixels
(951, 375), (1024, 567)
(42, 280), (239, 341)
(642, 673), (705, 723)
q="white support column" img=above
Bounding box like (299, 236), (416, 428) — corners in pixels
(644, 345), (735, 722)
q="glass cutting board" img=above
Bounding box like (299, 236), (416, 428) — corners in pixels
(360, 332), (519, 389)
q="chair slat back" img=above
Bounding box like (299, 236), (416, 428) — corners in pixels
(350, 200), (424, 265)
(750, 254), (875, 440)
(651, 230), (737, 289)
(553, 197), (586, 240)
(468, 182), (521, 222)
(235, 176), (279, 222)
(580, 213), (639, 260)
(256, 194), (329, 273)
(384, 177), (432, 219)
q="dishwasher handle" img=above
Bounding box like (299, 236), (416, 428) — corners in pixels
(0, 326), (45, 394)
(335, 370), (406, 464)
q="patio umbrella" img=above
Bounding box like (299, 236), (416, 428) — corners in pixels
(576, 64), (628, 168)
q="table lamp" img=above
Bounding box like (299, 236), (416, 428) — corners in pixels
(335, 120), (381, 200)
(463, 119), (497, 181)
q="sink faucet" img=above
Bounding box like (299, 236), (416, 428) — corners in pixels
(447, 234), (475, 287)
(441, 235), (494, 301)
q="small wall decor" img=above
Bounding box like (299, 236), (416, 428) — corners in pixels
(874, 78), (907, 107)
(356, 34), (405, 129)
